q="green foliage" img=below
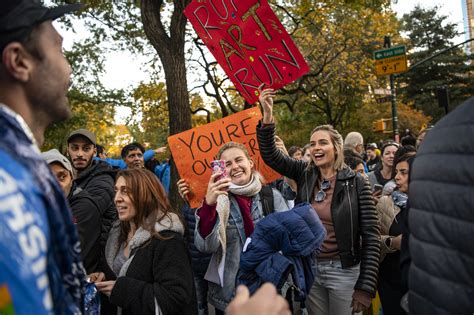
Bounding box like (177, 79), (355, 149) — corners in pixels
(398, 5), (474, 121)
(269, 0), (404, 143)
(42, 89), (116, 153)
(128, 81), (169, 147)
(44, 2), (160, 152)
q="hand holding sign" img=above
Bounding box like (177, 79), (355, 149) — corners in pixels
(168, 107), (280, 208)
(258, 86), (276, 124)
(177, 179), (191, 200)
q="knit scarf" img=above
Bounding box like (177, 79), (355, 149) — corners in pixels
(211, 173), (262, 285)
(0, 105), (85, 314)
(392, 190), (408, 209)
(105, 213), (184, 315)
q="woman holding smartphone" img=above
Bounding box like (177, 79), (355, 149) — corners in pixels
(376, 147), (415, 315)
(256, 87), (380, 314)
(177, 142), (290, 314)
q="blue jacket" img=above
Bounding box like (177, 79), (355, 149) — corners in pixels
(154, 162), (170, 193)
(237, 202), (326, 301)
(94, 149), (155, 169)
(0, 105), (86, 314)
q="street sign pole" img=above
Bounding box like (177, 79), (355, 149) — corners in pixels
(384, 36), (399, 142)
(390, 74), (399, 142)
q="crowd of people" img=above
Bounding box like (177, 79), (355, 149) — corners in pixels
(1, 1), (473, 315)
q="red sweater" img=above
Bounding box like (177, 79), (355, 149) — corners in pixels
(197, 195), (255, 238)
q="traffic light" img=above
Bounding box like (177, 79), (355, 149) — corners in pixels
(437, 86), (449, 114)
(373, 119), (385, 132)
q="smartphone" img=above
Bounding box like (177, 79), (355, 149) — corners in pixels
(211, 160), (227, 182)
(374, 184), (384, 193)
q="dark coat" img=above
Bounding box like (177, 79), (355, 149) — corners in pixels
(106, 216), (197, 315)
(237, 202), (326, 301)
(257, 122), (381, 296)
(74, 160), (117, 246)
(181, 204), (212, 277)
(408, 97), (474, 315)
(68, 186), (102, 274)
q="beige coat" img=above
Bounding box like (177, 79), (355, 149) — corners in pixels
(376, 195), (401, 261)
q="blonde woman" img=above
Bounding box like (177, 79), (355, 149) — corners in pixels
(256, 87), (380, 314)
(177, 142), (290, 314)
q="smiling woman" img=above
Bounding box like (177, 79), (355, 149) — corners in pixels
(257, 87), (381, 314)
(90, 168), (196, 315)
(177, 141), (290, 312)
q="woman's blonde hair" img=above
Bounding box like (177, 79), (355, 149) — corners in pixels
(308, 124), (346, 171)
(216, 142), (251, 160)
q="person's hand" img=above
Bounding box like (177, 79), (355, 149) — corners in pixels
(351, 289), (371, 313)
(275, 135), (288, 156)
(258, 85), (276, 124)
(226, 284), (290, 315)
(154, 146), (167, 154)
(95, 280), (116, 297)
(205, 172), (231, 205)
(372, 190), (382, 204)
(88, 272), (105, 283)
(177, 179), (191, 200)
(391, 234), (402, 250)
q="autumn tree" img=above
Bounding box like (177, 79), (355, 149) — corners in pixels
(398, 5), (474, 121)
(258, 0), (402, 145)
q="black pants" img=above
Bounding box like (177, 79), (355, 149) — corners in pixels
(378, 252), (407, 315)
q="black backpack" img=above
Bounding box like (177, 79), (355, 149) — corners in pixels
(259, 185), (275, 216)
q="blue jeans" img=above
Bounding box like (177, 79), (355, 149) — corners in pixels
(194, 275), (209, 315)
(306, 259), (361, 315)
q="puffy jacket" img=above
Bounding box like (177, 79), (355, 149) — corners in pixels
(408, 97), (474, 314)
(237, 202), (326, 301)
(74, 160), (117, 246)
(181, 204), (212, 277)
(257, 122), (381, 296)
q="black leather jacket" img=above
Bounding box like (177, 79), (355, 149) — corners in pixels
(257, 122), (381, 296)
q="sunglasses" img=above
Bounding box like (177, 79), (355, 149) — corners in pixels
(315, 179), (331, 203)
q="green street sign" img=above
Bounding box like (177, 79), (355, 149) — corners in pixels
(374, 46), (406, 60)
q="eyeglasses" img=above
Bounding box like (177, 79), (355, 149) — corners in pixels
(315, 179), (331, 203)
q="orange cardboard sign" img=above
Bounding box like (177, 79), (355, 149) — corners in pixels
(168, 107), (281, 208)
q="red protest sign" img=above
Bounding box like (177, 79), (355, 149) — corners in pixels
(168, 107), (281, 208)
(184, 0), (309, 104)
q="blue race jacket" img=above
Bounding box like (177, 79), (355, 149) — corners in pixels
(94, 149), (156, 169)
(0, 105), (86, 314)
(154, 162), (170, 193)
(237, 202), (326, 301)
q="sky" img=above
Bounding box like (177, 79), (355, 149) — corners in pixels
(392, 0), (465, 41)
(100, 1), (466, 89)
(58, 1), (467, 124)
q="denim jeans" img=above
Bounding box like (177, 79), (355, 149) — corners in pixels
(306, 259), (361, 315)
(194, 275), (209, 315)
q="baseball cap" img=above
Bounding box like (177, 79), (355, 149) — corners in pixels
(42, 149), (73, 174)
(67, 129), (96, 145)
(0, 0), (83, 54)
(366, 143), (378, 150)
